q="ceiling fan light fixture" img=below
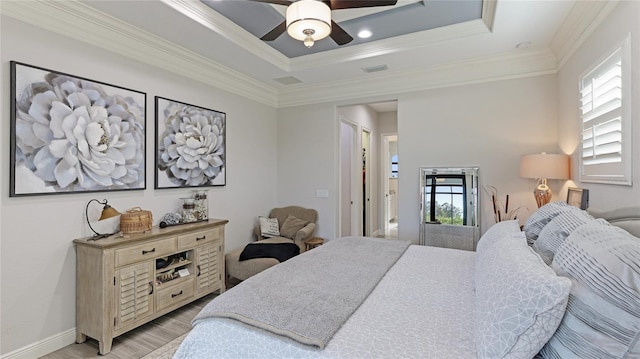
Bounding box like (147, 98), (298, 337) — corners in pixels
(286, 0), (331, 46)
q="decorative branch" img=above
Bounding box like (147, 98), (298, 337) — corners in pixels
(484, 186), (524, 223)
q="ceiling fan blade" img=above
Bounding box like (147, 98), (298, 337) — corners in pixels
(330, 20), (353, 45)
(260, 20), (287, 41)
(250, 0), (292, 6)
(327, 0), (397, 10)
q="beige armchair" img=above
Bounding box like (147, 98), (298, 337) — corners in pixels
(226, 206), (318, 281)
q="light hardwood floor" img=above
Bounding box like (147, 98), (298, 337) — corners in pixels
(40, 279), (240, 359)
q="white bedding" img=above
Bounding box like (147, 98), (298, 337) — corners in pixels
(174, 244), (476, 358)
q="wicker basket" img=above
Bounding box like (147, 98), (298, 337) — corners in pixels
(120, 207), (153, 234)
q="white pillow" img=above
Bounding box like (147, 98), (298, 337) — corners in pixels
(475, 233), (571, 359)
(476, 219), (522, 254)
(259, 216), (280, 238)
(540, 223), (640, 358)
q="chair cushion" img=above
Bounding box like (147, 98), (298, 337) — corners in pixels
(280, 215), (309, 239)
(259, 216), (280, 238)
(540, 223), (640, 358)
(475, 231), (571, 359)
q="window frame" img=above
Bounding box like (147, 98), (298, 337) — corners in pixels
(578, 34), (632, 185)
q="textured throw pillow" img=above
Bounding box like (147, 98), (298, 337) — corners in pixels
(540, 223), (640, 359)
(476, 220), (522, 254)
(279, 215), (309, 239)
(533, 208), (600, 265)
(523, 201), (571, 245)
(259, 216), (280, 238)
(475, 234), (571, 359)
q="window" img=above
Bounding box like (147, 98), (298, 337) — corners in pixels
(579, 34), (632, 185)
(423, 174), (467, 225)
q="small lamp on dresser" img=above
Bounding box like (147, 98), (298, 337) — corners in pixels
(520, 153), (570, 208)
(85, 198), (121, 240)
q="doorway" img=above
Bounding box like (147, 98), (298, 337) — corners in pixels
(382, 134), (398, 238)
(337, 101), (398, 239)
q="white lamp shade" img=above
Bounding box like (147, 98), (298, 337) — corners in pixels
(520, 153), (570, 180)
(286, 0), (331, 41)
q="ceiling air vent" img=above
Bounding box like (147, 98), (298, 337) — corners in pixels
(274, 76), (302, 85)
(362, 64), (388, 73)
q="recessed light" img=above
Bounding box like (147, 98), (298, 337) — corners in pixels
(516, 41), (531, 49)
(358, 30), (372, 39)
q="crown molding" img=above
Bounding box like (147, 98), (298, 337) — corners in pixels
(0, 0), (279, 107)
(481, 0), (497, 31)
(2, 0), (577, 110)
(166, 0), (495, 73)
(551, 0), (620, 69)
(277, 49), (558, 108)
(160, 0), (291, 72)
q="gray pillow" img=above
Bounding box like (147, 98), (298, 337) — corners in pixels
(532, 208), (599, 265)
(475, 231), (571, 359)
(523, 201), (571, 245)
(540, 223), (640, 358)
(279, 215), (308, 239)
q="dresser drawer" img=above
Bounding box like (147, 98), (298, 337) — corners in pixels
(156, 278), (194, 311)
(177, 228), (220, 250)
(115, 237), (177, 267)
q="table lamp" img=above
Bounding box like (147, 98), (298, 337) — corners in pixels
(85, 199), (121, 240)
(520, 153), (569, 208)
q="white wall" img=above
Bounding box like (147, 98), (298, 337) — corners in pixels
(276, 104), (338, 240)
(276, 75), (560, 245)
(397, 75), (560, 243)
(557, 0), (640, 210)
(378, 111), (398, 134)
(0, 16), (279, 356)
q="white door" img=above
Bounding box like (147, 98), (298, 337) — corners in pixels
(362, 129), (371, 236)
(340, 121), (357, 237)
(381, 134), (398, 238)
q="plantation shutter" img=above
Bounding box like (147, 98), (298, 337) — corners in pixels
(579, 36), (631, 185)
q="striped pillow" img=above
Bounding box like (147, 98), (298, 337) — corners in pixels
(523, 201), (571, 246)
(532, 208), (598, 265)
(540, 223), (640, 358)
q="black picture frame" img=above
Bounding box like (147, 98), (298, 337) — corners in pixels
(154, 96), (226, 189)
(10, 61), (146, 197)
(567, 187), (589, 210)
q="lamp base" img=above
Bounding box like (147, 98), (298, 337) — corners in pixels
(533, 179), (552, 208)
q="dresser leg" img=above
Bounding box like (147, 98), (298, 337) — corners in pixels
(75, 332), (86, 344)
(98, 338), (113, 355)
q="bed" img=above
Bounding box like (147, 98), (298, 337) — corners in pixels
(174, 203), (640, 359)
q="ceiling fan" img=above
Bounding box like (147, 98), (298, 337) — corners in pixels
(253, 0), (398, 48)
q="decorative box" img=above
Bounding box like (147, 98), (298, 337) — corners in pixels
(120, 207), (153, 234)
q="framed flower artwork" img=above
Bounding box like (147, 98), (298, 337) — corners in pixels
(155, 97), (226, 188)
(9, 61), (146, 196)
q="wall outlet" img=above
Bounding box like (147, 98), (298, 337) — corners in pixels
(316, 189), (329, 198)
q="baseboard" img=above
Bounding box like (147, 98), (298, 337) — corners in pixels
(1, 328), (76, 359)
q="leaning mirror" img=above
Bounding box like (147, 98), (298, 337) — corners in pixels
(419, 167), (479, 251)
